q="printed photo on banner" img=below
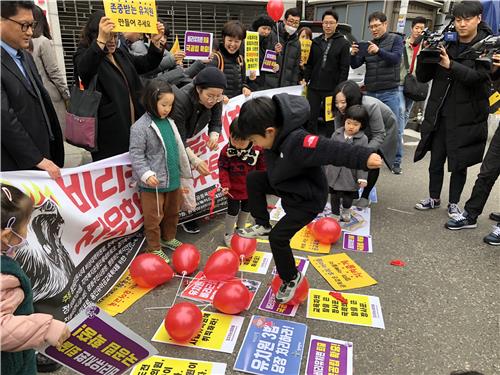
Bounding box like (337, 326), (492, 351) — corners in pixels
(234, 315), (307, 375)
(300, 38), (312, 65)
(239, 251), (273, 274)
(42, 305), (157, 375)
(343, 233), (373, 253)
(245, 30), (260, 76)
(341, 207), (371, 236)
(272, 255), (309, 276)
(309, 253), (377, 290)
(0, 154), (145, 322)
(132, 356), (227, 375)
(290, 226), (332, 254)
(184, 31), (213, 60)
(152, 312), (244, 353)
(261, 50), (278, 73)
(305, 335), (353, 375)
(103, 0), (157, 33)
(258, 287), (300, 317)
(306, 288), (385, 329)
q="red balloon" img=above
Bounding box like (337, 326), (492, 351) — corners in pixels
(213, 280), (250, 314)
(271, 274), (309, 305)
(230, 234), (257, 260)
(164, 302), (203, 342)
(172, 243), (201, 275)
(267, 0), (285, 22)
(129, 254), (174, 288)
(203, 248), (239, 281)
(310, 217), (342, 244)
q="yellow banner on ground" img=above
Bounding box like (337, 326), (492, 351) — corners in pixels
(132, 355), (226, 375)
(98, 270), (153, 316)
(300, 38), (312, 64)
(309, 253), (377, 290)
(103, 0), (157, 34)
(290, 226), (331, 254)
(239, 251), (272, 274)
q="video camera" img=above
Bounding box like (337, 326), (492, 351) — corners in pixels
(417, 19), (457, 63)
(458, 35), (500, 62)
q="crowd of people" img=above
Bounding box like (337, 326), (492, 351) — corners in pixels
(1, 0), (499, 373)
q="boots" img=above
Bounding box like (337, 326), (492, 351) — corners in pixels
(224, 214), (238, 247)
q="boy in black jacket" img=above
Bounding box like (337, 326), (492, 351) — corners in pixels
(237, 93), (381, 303)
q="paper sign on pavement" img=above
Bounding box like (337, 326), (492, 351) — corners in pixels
(132, 355), (227, 375)
(290, 226), (331, 254)
(239, 251), (272, 274)
(305, 336), (353, 375)
(309, 253), (377, 290)
(341, 207), (371, 236)
(272, 256), (309, 275)
(258, 287), (299, 317)
(342, 233), (373, 253)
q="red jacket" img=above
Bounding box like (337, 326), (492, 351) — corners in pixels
(218, 143), (266, 200)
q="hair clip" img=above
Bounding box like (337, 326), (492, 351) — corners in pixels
(5, 217), (16, 229)
(1, 187), (12, 202)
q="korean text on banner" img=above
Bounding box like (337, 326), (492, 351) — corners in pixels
(42, 305), (157, 375)
(305, 335), (353, 375)
(103, 0), (157, 34)
(300, 39), (312, 64)
(261, 50), (277, 73)
(245, 31), (260, 76)
(132, 356), (227, 375)
(184, 31), (213, 60)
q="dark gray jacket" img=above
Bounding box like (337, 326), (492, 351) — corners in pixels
(269, 23), (301, 87)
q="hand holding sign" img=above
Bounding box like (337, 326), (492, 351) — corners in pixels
(150, 22), (165, 48)
(98, 16), (115, 44)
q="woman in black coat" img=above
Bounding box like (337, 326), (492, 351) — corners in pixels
(74, 10), (164, 161)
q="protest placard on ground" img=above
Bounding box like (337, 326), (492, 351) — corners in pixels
(103, 0), (157, 33)
(305, 336), (353, 375)
(258, 287), (299, 317)
(239, 251), (273, 274)
(290, 226), (332, 254)
(342, 233), (373, 253)
(184, 31), (212, 60)
(272, 256), (309, 275)
(132, 356), (226, 375)
(341, 207), (371, 236)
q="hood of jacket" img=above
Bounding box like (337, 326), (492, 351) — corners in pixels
(271, 93), (310, 152)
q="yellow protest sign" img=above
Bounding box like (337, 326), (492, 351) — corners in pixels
(325, 96), (334, 121)
(132, 355), (227, 375)
(245, 31), (260, 76)
(152, 312), (244, 353)
(306, 288), (385, 329)
(98, 271), (153, 316)
(103, 0), (157, 34)
(290, 226), (331, 254)
(170, 35), (180, 54)
(309, 253), (377, 290)
(239, 251), (273, 274)
(300, 38), (312, 64)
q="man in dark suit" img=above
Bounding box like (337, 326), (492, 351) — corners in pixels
(1, 1), (64, 178)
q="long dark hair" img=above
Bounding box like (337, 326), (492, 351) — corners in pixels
(78, 10), (104, 48)
(333, 80), (363, 121)
(32, 5), (51, 39)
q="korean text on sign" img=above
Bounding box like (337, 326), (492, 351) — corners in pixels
(103, 0), (157, 34)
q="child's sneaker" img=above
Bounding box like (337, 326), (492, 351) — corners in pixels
(237, 224), (272, 239)
(148, 249), (170, 263)
(223, 233), (233, 247)
(415, 197), (440, 210)
(160, 238), (182, 251)
(445, 212), (477, 230)
(275, 272), (303, 304)
(484, 224), (500, 246)
(340, 207), (352, 222)
(447, 203), (463, 218)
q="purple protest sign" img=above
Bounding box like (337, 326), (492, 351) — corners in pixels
(43, 305), (157, 375)
(342, 233), (372, 253)
(184, 31), (212, 60)
(261, 49), (277, 72)
(258, 287), (299, 316)
(272, 256), (309, 275)
(305, 336), (353, 375)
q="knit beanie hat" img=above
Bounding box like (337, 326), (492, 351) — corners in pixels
(193, 67), (227, 89)
(252, 15), (275, 32)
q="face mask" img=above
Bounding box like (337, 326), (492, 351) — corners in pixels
(285, 25), (297, 35)
(3, 230), (27, 257)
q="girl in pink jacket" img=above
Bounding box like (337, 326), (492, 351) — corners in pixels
(1, 185), (70, 375)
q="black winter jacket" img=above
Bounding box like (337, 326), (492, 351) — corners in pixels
(414, 23), (492, 172)
(304, 32), (350, 91)
(210, 43), (248, 98)
(268, 23), (301, 87)
(251, 34), (277, 91)
(265, 93), (373, 213)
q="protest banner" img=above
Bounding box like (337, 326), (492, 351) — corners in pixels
(103, 0), (157, 34)
(239, 251), (273, 274)
(306, 288), (385, 329)
(245, 31), (260, 76)
(261, 49), (277, 73)
(98, 271), (153, 316)
(258, 287), (299, 317)
(152, 312), (244, 353)
(184, 31), (213, 60)
(272, 255), (309, 275)
(300, 38), (312, 64)
(132, 356), (226, 375)
(343, 233), (373, 253)
(290, 226), (332, 254)
(309, 253), (377, 290)
(42, 305), (157, 375)
(305, 336), (353, 375)
(234, 315), (307, 375)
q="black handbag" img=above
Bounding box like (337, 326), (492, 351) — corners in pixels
(403, 47), (429, 102)
(65, 76), (101, 152)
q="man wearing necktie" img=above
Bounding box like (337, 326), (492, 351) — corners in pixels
(1, 1), (64, 178)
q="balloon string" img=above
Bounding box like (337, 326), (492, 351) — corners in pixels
(144, 271), (187, 311)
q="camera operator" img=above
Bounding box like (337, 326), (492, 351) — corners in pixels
(414, 0), (492, 218)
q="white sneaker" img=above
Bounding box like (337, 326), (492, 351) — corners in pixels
(237, 224), (272, 239)
(447, 203), (463, 218)
(340, 208), (352, 222)
(275, 272), (303, 304)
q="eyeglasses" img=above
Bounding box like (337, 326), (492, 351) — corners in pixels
(368, 23), (384, 30)
(286, 19), (301, 27)
(5, 18), (37, 32)
(205, 94), (223, 103)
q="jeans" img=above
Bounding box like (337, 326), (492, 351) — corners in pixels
(366, 88), (401, 165)
(395, 86), (414, 165)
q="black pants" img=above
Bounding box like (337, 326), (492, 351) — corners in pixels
(360, 169), (379, 199)
(429, 118), (467, 204)
(329, 188), (357, 215)
(307, 88), (334, 135)
(227, 198), (249, 216)
(464, 125), (500, 220)
(247, 171), (318, 282)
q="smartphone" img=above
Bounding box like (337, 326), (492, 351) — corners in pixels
(357, 41), (370, 57)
